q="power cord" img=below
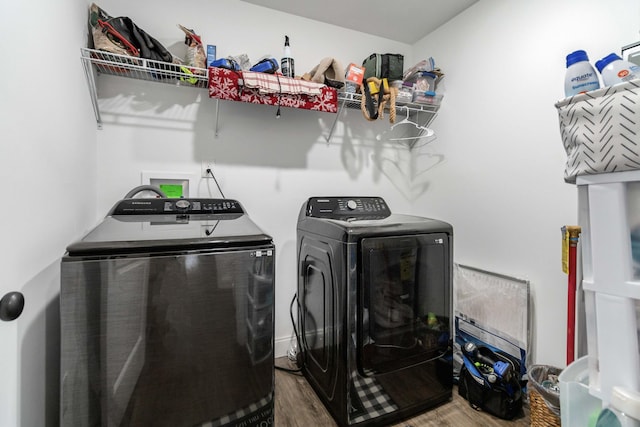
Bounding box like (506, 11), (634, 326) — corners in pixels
(274, 293), (303, 374)
(206, 167), (226, 199)
(274, 362), (302, 375)
(204, 220), (220, 236)
(275, 74), (282, 118)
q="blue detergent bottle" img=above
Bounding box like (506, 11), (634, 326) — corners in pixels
(564, 50), (601, 97)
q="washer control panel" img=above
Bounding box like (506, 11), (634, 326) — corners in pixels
(306, 197), (391, 220)
(110, 198), (244, 215)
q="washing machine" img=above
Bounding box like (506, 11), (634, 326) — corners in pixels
(60, 197), (275, 427)
(296, 196), (453, 427)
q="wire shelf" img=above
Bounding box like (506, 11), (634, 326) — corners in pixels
(335, 90), (441, 114)
(81, 48), (208, 89)
(81, 47), (440, 146)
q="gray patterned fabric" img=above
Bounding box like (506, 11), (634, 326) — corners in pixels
(555, 79), (640, 183)
(349, 372), (398, 424)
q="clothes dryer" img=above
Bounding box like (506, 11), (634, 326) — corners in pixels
(296, 197), (453, 427)
(60, 197), (274, 427)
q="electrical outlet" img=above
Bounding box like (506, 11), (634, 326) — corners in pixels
(201, 161), (214, 178)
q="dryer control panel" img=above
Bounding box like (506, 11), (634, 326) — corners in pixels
(110, 198), (245, 216)
(306, 197), (391, 220)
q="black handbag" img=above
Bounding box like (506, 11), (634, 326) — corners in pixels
(98, 16), (173, 63)
(90, 3), (173, 64)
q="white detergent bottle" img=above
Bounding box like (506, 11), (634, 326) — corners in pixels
(564, 50), (601, 97)
(596, 53), (640, 87)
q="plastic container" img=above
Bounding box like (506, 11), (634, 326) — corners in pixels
(395, 83), (414, 103)
(412, 90), (442, 105)
(414, 71), (438, 93)
(565, 50), (601, 97)
(595, 53), (640, 87)
(559, 355), (603, 427)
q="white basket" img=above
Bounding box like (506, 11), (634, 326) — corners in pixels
(555, 79), (640, 183)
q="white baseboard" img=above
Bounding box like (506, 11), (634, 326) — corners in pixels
(274, 335), (293, 358)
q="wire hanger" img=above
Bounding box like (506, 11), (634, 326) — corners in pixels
(387, 106), (435, 141)
(390, 107), (415, 130)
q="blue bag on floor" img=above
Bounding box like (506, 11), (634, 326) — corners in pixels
(458, 342), (523, 420)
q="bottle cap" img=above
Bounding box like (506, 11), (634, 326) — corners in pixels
(595, 53), (622, 73)
(566, 50), (590, 68)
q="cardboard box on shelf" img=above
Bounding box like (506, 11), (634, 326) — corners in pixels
(345, 63), (365, 85)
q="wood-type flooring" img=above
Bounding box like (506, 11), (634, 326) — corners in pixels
(274, 358), (530, 427)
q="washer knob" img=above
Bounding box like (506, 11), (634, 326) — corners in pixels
(346, 200), (358, 210)
(175, 200), (190, 209)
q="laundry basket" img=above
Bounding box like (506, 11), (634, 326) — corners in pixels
(529, 364), (562, 427)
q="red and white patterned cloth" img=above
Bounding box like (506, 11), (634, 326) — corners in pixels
(208, 67), (338, 113)
(241, 71), (323, 95)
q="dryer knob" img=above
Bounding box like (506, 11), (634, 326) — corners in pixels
(346, 200), (357, 210)
(175, 200), (190, 209)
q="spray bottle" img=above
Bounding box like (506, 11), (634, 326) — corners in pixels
(281, 35), (295, 78)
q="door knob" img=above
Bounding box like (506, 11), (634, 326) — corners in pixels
(0, 292), (24, 321)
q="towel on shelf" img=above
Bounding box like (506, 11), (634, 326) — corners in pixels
(208, 67), (338, 113)
(241, 71), (325, 96)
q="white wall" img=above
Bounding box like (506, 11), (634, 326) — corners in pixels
(0, 0), (98, 425)
(414, 0), (640, 367)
